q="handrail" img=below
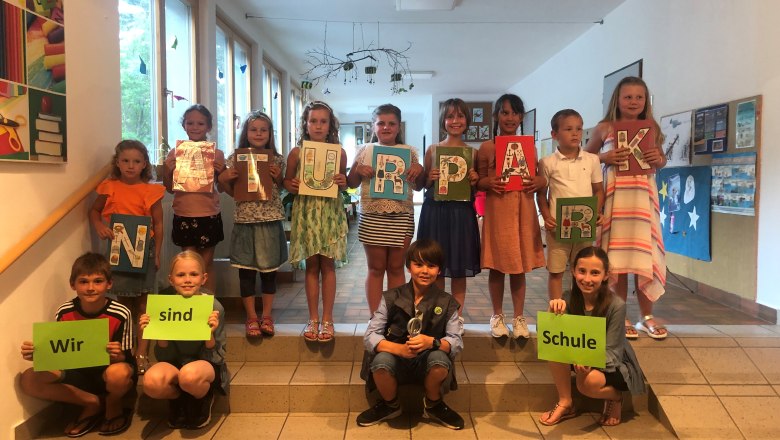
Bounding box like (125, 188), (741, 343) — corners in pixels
(0, 162), (112, 275)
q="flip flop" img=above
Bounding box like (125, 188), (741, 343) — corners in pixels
(539, 403), (577, 426)
(98, 408), (132, 436)
(65, 413), (102, 438)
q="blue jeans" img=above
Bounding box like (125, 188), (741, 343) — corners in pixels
(370, 350), (452, 386)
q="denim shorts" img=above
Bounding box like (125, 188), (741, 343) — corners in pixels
(370, 350), (452, 386)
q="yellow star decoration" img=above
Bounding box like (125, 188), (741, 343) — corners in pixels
(659, 180), (668, 201)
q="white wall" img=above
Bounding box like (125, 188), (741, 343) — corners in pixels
(510, 0), (780, 308)
(0, 1), (122, 436)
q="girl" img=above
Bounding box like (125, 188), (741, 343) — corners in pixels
(539, 246), (644, 427)
(416, 98), (480, 328)
(139, 251), (226, 430)
(476, 94), (546, 339)
(163, 104), (226, 294)
(90, 139), (164, 375)
(283, 101), (348, 342)
(218, 111), (288, 339)
(585, 77), (667, 340)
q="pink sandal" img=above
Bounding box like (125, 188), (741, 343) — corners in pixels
(259, 316), (275, 336)
(245, 318), (262, 339)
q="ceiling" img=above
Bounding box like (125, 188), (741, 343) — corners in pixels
(230, 0), (625, 114)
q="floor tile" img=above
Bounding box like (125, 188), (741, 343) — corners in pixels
(211, 413), (286, 439)
(278, 413), (349, 440)
(230, 362), (297, 385)
(686, 347), (766, 384)
(409, 413), (477, 439)
(743, 347), (780, 383)
(461, 362), (526, 385)
(633, 347), (706, 384)
(656, 396), (742, 439)
(678, 337), (738, 348)
(710, 325), (778, 337)
(665, 325), (725, 337)
(470, 412), (542, 439)
(711, 384), (777, 396)
(530, 410), (611, 439)
(720, 396), (780, 439)
(599, 410), (677, 439)
(344, 411), (411, 439)
(650, 384), (714, 396)
(145, 413), (226, 439)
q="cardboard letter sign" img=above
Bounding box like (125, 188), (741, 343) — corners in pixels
(234, 148), (272, 201)
(495, 135), (536, 191)
(555, 197), (597, 243)
(370, 145), (411, 200)
(434, 146), (472, 201)
(298, 141), (340, 198)
(613, 121), (656, 176)
(108, 214), (151, 274)
(173, 140), (216, 192)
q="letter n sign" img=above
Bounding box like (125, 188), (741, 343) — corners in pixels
(108, 214), (151, 273)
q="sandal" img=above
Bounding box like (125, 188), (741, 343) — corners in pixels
(303, 320), (319, 342)
(635, 314), (667, 339)
(625, 320), (639, 340)
(245, 318), (262, 339)
(599, 397), (623, 426)
(135, 355), (150, 375)
(64, 412), (102, 438)
(318, 321), (335, 343)
(98, 408), (132, 436)
(539, 403), (577, 426)
(259, 316), (275, 336)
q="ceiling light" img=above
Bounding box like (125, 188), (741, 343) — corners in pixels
(409, 71), (435, 80)
(396, 0), (455, 11)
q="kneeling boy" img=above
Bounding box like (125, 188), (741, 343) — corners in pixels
(19, 253), (135, 437)
(357, 239), (464, 430)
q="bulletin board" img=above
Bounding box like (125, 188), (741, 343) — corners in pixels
(439, 101), (492, 143)
(665, 95), (761, 301)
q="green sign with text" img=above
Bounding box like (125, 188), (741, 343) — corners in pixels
(536, 311), (606, 368)
(143, 294), (214, 341)
(33, 319), (110, 371)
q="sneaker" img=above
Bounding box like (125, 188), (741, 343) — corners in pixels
(356, 400), (402, 427)
(457, 316), (465, 335)
(423, 399), (464, 430)
(167, 394), (188, 429)
(187, 388), (214, 429)
(512, 316), (530, 339)
(490, 314), (510, 338)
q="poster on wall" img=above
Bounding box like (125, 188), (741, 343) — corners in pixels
(657, 166), (711, 261)
(735, 99), (757, 149)
(0, 0), (67, 163)
(693, 103), (728, 155)
(711, 152), (756, 216)
(660, 110), (692, 167)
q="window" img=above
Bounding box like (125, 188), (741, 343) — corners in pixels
(263, 62), (282, 152)
(216, 21), (251, 155)
(164, 0), (194, 148)
(289, 85), (303, 150)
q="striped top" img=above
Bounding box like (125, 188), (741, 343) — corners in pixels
(55, 297), (134, 359)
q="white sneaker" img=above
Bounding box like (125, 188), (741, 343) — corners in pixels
(457, 316), (465, 335)
(490, 314), (510, 338)
(512, 316), (530, 339)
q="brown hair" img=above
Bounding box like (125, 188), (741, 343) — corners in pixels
(405, 239), (445, 269)
(601, 76), (663, 146)
(181, 104), (214, 130)
(568, 246), (613, 318)
(370, 103), (404, 144)
(550, 109), (583, 132)
(237, 110), (280, 156)
(439, 98), (471, 139)
(110, 139), (153, 182)
(297, 101), (340, 145)
(492, 94), (525, 137)
(70, 252), (112, 285)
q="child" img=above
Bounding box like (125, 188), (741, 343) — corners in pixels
(89, 139), (164, 374)
(357, 239), (464, 430)
(19, 253), (135, 437)
(476, 94), (546, 339)
(283, 101), (348, 342)
(416, 98), (480, 329)
(163, 104), (227, 294)
(139, 251), (226, 430)
(347, 104), (424, 315)
(585, 77), (667, 340)
(537, 109), (605, 300)
(218, 111), (288, 339)
(539, 246), (644, 426)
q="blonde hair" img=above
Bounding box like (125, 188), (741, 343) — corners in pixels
(110, 139), (153, 182)
(168, 250), (206, 275)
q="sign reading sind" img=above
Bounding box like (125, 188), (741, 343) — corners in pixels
(33, 319), (109, 372)
(143, 294), (214, 341)
(536, 311), (606, 368)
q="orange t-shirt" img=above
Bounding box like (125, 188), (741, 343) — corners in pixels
(96, 179), (165, 233)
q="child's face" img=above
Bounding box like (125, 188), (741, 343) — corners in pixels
(444, 107), (467, 137)
(247, 118), (270, 149)
(116, 148), (147, 183)
(497, 100), (522, 135)
(552, 116), (583, 150)
(306, 109), (331, 142)
(71, 273), (111, 306)
(373, 113), (400, 145)
(183, 110), (211, 141)
(617, 84), (647, 120)
(169, 258), (208, 298)
(571, 255), (607, 296)
(408, 259), (440, 290)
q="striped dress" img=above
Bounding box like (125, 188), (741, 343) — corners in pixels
(598, 133), (666, 301)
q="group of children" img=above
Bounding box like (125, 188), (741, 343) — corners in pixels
(19, 75), (665, 433)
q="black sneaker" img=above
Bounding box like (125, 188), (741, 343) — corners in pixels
(186, 388), (214, 429)
(167, 394), (188, 429)
(356, 400), (402, 427)
(423, 399), (464, 430)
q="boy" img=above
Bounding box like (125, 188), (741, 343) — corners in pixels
(537, 109), (605, 300)
(357, 239), (464, 430)
(19, 253), (135, 437)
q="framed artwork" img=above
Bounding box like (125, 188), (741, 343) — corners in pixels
(612, 120), (656, 176)
(603, 59), (643, 114)
(660, 110), (692, 167)
(439, 101), (492, 143)
(298, 140), (340, 198)
(735, 99), (757, 149)
(693, 103), (729, 155)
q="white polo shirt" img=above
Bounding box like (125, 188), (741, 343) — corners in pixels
(539, 148), (602, 220)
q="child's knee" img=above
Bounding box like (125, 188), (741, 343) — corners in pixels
(104, 363), (134, 390)
(20, 368), (44, 393)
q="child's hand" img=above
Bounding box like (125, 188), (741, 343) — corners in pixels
(220, 167), (239, 183)
(214, 161), (226, 174)
(354, 164), (374, 178)
(573, 364), (592, 374)
(395, 342), (416, 359)
(549, 299), (567, 315)
(544, 216), (557, 231)
(643, 148), (664, 167)
(333, 173), (347, 189)
(286, 178), (300, 194)
(269, 164), (282, 180)
(406, 334), (432, 354)
(596, 214), (604, 226)
(406, 163), (424, 183)
(468, 168), (480, 185)
(207, 310), (220, 332)
(523, 175), (547, 193)
(95, 223), (114, 240)
(602, 147), (630, 166)
(139, 314), (150, 331)
(427, 167), (440, 185)
(487, 176), (506, 194)
(20, 341), (34, 361)
(106, 341), (123, 362)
